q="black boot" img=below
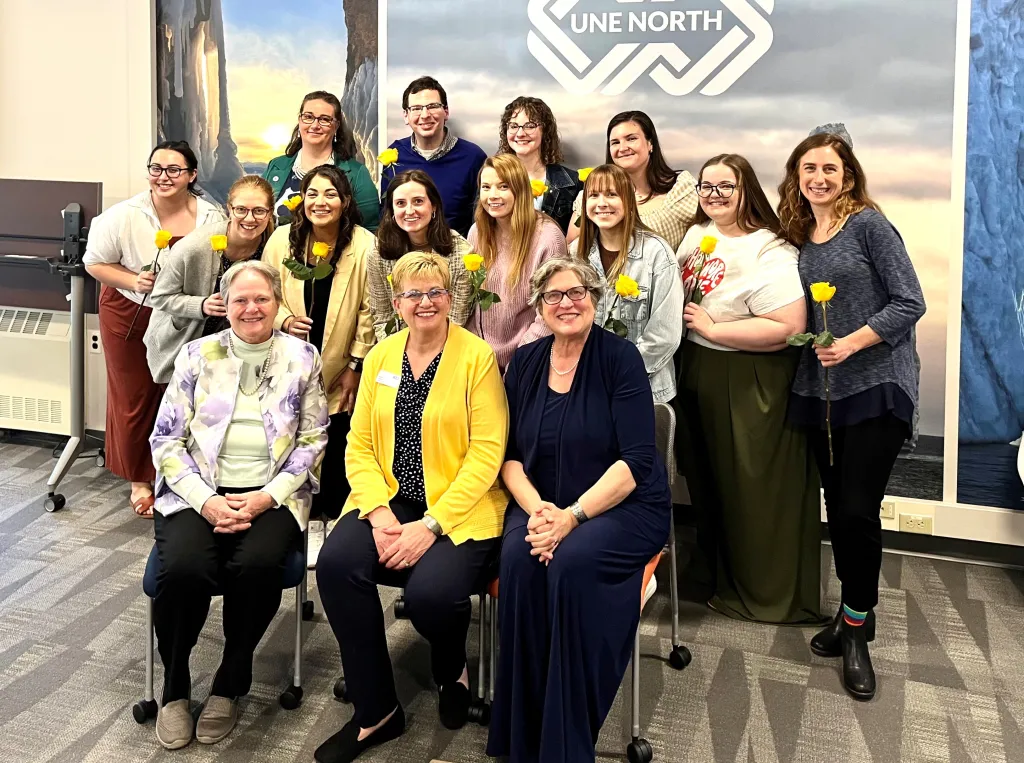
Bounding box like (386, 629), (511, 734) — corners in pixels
(810, 605), (875, 658)
(841, 618), (876, 701)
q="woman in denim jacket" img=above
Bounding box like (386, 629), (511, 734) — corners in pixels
(568, 164), (683, 402)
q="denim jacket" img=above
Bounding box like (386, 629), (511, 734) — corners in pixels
(576, 231), (684, 402)
(542, 163), (584, 234)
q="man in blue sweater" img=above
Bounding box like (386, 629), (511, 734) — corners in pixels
(380, 76), (487, 237)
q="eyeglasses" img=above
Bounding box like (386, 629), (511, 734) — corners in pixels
(406, 103), (445, 116)
(508, 121), (540, 134)
(541, 286), (589, 305)
(230, 205), (270, 221)
(299, 112), (336, 127)
(696, 182), (737, 198)
(148, 164), (187, 179)
(397, 287), (449, 302)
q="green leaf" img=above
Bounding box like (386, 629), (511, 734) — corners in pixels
(786, 333), (814, 346)
(283, 258), (315, 280)
(312, 260), (334, 280)
(604, 317), (628, 338)
(691, 290), (703, 306)
(815, 331), (835, 347)
(140, 264), (153, 272)
(478, 290), (501, 310)
(384, 314), (401, 336)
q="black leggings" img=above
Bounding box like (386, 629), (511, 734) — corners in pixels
(809, 413), (908, 612)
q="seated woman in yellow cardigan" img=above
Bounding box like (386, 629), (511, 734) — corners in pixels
(314, 252), (508, 763)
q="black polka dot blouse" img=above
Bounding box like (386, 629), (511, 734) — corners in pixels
(393, 351), (443, 503)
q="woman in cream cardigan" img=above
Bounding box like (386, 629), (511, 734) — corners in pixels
(262, 164), (375, 521)
(314, 253), (508, 763)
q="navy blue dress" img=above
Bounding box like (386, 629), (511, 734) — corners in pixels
(486, 328), (672, 763)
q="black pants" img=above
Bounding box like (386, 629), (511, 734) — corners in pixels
(153, 495), (301, 705)
(312, 412), (351, 521)
(809, 413), (908, 612)
(316, 500), (498, 727)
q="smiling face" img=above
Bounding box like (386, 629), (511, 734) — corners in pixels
(584, 181), (625, 233)
(299, 98), (338, 153)
(698, 163), (740, 228)
(479, 166), (515, 220)
(147, 149), (195, 199)
(540, 268), (595, 339)
(608, 121), (653, 174)
(404, 88), (448, 144)
(227, 270), (278, 343)
(506, 108), (543, 161)
(391, 181), (434, 239)
(798, 146), (846, 212)
(303, 174), (346, 228)
(228, 187), (272, 245)
(393, 274), (451, 332)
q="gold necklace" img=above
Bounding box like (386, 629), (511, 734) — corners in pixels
(229, 333), (274, 395)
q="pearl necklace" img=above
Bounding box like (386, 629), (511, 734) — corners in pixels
(549, 346), (580, 376)
(229, 333), (274, 396)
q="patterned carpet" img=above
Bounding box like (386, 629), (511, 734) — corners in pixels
(1, 438), (1023, 762)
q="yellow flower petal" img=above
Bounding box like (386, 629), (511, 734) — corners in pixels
(530, 179), (548, 198)
(378, 148), (399, 167)
(578, 167), (594, 182)
(615, 273), (640, 298)
(386, 273), (393, 286)
(210, 234), (228, 252)
(699, 235), (717, 255)
(311, 241), (330, 260)
(283, 195), (302, 212)
(809, 282), (836, 303)
(463, 253), (484, 272)
(154, 229), (173, 249)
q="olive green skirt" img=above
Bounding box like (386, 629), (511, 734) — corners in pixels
(673, 341), (824, 625)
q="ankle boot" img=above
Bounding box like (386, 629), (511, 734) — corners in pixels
(841, 618), (876, 701)
(810, 605), (875, 658)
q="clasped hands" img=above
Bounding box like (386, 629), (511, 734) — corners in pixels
(525, 501), (578, 565)
(370, 509), (437, 570)
(201, 491), (275, 533)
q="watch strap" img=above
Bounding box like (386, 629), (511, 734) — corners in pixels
(568, 501), (588, 525)
(422, 515), (443, 536)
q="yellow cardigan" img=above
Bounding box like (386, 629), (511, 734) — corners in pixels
(262, 224), (376, 415)
(343, 322), (510, 544)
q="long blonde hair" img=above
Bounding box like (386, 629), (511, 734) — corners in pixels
(473, 154), (538, 289)
(576, 164), (649, 280)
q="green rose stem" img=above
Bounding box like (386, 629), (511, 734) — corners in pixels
(821, 302), (833, 466)
(126, 245), (165, 342)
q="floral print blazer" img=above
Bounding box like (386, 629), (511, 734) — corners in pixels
(150, 329), (330, 529)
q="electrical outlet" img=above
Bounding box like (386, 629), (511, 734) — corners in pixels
(899, 513), (933, 535)
(880, 501), (896, 520)
(89, 331), (102, 354)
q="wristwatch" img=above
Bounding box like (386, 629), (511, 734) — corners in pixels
(422, 515), (443, 536)
(347, 357), (364, 373)
(567, 501), (588, 526)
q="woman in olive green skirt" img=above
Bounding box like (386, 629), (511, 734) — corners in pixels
(674, 154), (824, 625)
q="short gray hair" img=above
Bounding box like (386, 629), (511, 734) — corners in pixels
(528, 257), (605, 310)
(220, 260), (283, 303)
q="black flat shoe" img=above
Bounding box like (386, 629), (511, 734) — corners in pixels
(314, 705), (405, 763)
(810, 606), (875, 658)
(439, 681), (471, 730)
(841, 619), (876, 701)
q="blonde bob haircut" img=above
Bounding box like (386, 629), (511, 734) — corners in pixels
(576, 164), (650, 281)
(473, 153), (539, 289)
(390, 251), (452, 294)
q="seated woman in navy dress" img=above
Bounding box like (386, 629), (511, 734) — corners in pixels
(486, 258), (672, 763)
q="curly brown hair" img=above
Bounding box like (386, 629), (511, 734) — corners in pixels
(497, 96), (564, 165)
(777, 133), (881, 247)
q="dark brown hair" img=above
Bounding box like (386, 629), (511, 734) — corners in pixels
(605, 111), (677, 200)
(497, 96), (564, 165)
(693, 154), (786, 240)
(148, 140), (202, 196)
(777, 133), (881, 247)
(377, 170), (454, 261)
(284, 90), (357, 161)
(287, 165), (361, 263)
(402, 76), (448, 110)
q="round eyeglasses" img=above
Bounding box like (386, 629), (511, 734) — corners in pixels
(541, 286), (589, 305)
(696, 182), (737, 198)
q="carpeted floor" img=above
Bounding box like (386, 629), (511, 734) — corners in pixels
(1, 439), (1023, 762)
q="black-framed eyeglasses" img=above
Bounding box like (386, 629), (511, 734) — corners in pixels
(696, 182), (737, 198)
(508, 121), (540, 134)
(230, 205), (271, 221)
(541, 286), (589, 305)
(397, 287), (449, 302)
(148, 164), (186, 178)
(299, 112), (336, 127)
(406, 102), (445, 115)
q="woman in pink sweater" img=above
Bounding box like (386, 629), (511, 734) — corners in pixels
(468, 154), (567, 370)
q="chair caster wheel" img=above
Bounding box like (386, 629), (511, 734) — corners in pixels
(333, 677), (349, 702)
(132, 699), (157, 724)
(279, 684), (303, 710)
(627, 737), (654, 763)
(95, 453), (106, 468)
(302, 600), (314, 620)
(393, 597), (407, 619)
(668, 645), (691, 670)
(467, 700), (491, 726)
(44, 494), (66, 512)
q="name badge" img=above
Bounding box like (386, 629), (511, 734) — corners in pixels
(376, 370), (401, 388)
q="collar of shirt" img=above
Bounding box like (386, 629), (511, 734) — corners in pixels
(410, 128), (458, 161)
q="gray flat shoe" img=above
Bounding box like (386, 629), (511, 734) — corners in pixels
(196, 695), (238, 744)
(155, 699), (193, 750)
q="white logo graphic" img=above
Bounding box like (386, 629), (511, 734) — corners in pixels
(527, 0), (774, 96)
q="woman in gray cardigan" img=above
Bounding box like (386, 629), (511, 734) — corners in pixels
(145, 176), (275, 383)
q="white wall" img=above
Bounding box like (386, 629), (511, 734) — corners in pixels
(0, 0), (156, 209)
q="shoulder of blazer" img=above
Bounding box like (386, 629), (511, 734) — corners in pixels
(263, 225), (293, 264)
(348, 225), (375, 255)
(265, 154), (294, 176)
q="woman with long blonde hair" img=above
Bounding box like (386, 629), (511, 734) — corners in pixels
(467, 154), (567, 370)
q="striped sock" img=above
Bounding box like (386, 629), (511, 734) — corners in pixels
(843, 604), (868, 627)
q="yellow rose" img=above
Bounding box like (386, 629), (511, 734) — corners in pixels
(387, 273), (393, 286)
(578, 167), (594, 182)
(311, 241), (330, 260)
(809, 282), (837, 303)
(699, 235), (717, 255)
(283, 195), (302, 212)
(530, 179), (548, 198)
(615, 273), (640, 299)
(154, 229), (173, 249)
(210, 234), (228, 252)
(378, 148), (399, 167)
(463, 253), (484, 272)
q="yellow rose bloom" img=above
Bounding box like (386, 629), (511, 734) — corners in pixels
(378, 148), (399, 167)
(283, 195), (302, 212)
(809, 282), (837, 303)
(699, 235), (717, 255)
(311, 241), (330, 260)
(530, 179), (548, 198)
(387, 273), (393, 286)
(615, 273), (640, 299)
(578, 167), (594, 182)
(463, 253), (484, 272)
(154, 229), (173, 249)
(209, 234), (228, 252)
